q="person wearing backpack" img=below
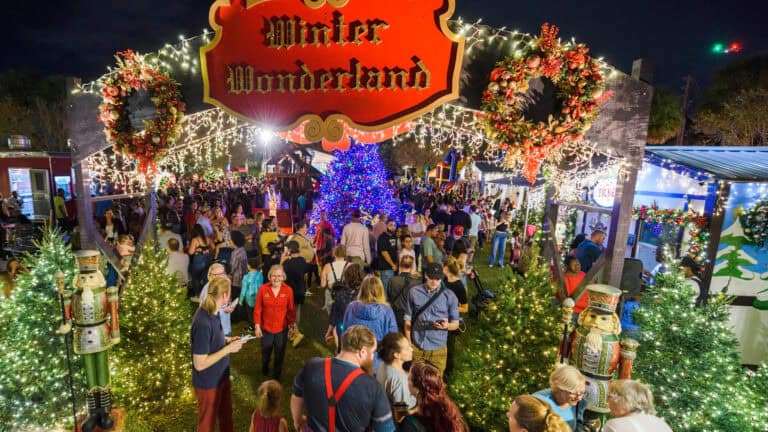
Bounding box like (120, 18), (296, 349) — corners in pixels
(321, 245), (348, 313)
(386, 256), (421, 333)
(404, 263), (460, 375)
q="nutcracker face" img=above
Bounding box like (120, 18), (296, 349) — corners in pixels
(580, 310), (619, 334)
(74, 272), (106, 290)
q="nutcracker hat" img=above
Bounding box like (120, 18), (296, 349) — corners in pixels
(586, 284), (622, 314)
(75, 250), (101, 273)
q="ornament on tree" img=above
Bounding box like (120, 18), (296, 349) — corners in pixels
(739, 200), (768, 247)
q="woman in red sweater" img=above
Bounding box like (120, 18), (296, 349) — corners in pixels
(254, 265), (296, 381)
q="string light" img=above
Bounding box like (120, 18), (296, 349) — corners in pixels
(0, 228), (83, 429)
(73, 18), (632, 189)
(308, 142), (403, 235)
(449, 263), (561, 430)
(634, 272), (768, 432)
(111, 240), (194, 427)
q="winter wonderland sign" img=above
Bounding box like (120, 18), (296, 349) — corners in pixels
(200, 0), (464, 142)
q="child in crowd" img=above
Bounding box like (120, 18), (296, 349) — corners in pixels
(116, 234), (135, 273)
(249, 380), (288, 432)
(560, 256), (588, 322)
(621, 294), (641, 340)
(239, 257), (264, 332)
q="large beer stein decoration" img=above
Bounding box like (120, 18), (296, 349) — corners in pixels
(58, 251), (120, 431)
(567, 284), (638, 431)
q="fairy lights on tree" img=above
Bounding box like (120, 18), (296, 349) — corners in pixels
(309, 142), (401, 236)
(449, 263), (561, 431)
(0, 228), (82, 429)
(633, 271), (768, 431)
(111, 240), (193, 427)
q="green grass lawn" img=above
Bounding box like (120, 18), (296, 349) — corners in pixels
(126, 244), (509, 431)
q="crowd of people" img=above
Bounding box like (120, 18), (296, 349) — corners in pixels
(88, 174), (672, 432)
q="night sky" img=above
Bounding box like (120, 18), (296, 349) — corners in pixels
(2, 0), (766, 91)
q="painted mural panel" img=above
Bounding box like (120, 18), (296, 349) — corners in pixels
(712, 182), (768, 364)
(713, 182), (768, 302)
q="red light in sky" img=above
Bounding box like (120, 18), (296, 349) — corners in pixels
(728, 42), (743, 53)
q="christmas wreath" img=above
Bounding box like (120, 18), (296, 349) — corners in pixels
(740, 201), (768, 247)
(482, 23), (611, 183)
(99, 50), (185, 174)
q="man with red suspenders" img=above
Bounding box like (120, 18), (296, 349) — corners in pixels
(291, 325), (396, 432)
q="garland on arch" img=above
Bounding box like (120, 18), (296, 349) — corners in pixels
(481, 23), (612, 184)
(633, 204), (710, 253)
(98, 50), (186, 175)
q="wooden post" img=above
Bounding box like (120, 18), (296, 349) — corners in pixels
(603, 167), (641, 287)
(701, 182), (730, 290)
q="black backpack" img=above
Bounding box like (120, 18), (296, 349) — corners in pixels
(329, 262), (348, 294)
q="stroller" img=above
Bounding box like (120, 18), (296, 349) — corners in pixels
(469, 268), (496, 318)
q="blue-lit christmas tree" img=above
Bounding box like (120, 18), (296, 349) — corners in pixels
(310, 142), (401, 237)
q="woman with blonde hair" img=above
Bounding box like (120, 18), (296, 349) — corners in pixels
(320, 244), (348, 312)
(507, 395), (570, 432)
(191, 277), (245, 432)
(533, 365), (587, 431)
(342, 275), (397, 373)
(604, 380), (672, 432)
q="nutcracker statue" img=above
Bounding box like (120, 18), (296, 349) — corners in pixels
(565, 284), (639, 432)
(57, 251), (120, 431)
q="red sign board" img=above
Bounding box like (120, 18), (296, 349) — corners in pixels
(201, 0), (464, 143)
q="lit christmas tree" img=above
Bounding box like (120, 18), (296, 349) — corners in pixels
(309, 141), (401, 236)
(112, 239), (193, 424)
(0, 227), (83, 429)
(633, 271), (768, 431)
(449, 264), (561, 430)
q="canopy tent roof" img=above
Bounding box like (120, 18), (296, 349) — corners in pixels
(645, 146), (768, 182)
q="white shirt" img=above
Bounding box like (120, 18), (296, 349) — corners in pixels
(398, 249), (415, 262)
(341, 221), (371, 263)
(165, 251), (189, 285)
(469, 213), (482, 236)
(604, 413), (673, 432)
(158, 232), (183, 250)
(408, 222), (424, 245)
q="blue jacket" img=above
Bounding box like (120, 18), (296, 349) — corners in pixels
(343, 301), (398, 372)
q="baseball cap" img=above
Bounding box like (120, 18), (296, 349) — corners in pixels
(453, 226), (465, 236)
(424, 263), (444, 280)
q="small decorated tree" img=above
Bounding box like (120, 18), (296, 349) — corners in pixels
(112, 240), (193, 424)
(633, 271), (768, 431)
(0, 228), (82, 429)
(449, 264), (562, 430)
(309, 142), (401, 236)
